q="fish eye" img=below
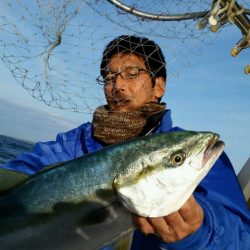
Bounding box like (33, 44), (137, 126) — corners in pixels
(171, 151), (186, 166)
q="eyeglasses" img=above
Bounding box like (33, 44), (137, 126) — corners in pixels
(96, 66), (152, 85)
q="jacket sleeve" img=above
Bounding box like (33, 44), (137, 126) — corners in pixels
(131, 152), (250, 250)
(0, 125), (86, 175)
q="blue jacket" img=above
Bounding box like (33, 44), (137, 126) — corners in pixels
(1, 110), (250, 249)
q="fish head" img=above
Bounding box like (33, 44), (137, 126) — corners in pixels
(113, 131), (224, 217)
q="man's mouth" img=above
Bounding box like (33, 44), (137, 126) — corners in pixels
(109, 98), (132, 112)
(115, 99), (130, 105)
(113, 96), (131, 105)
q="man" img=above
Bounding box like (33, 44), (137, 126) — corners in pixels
(1, 35), (250, 249)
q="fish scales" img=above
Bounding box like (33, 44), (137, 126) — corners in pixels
(0, 131), (224, 250)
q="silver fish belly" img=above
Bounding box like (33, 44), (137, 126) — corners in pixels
(114, 132), (224, 217)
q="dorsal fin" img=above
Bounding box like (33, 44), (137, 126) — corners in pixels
(0, 162), (65, 194)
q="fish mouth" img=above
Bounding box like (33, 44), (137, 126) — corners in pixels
(202, 134), (225, 166)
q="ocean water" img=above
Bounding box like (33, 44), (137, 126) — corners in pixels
(0, 134), (34, 165)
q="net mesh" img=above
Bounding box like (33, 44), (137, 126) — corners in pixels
(0, 0), (249, 113)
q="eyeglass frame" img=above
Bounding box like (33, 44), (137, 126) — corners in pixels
(96, 66), (154, 85)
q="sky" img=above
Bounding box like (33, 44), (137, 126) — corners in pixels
(0, 3), (249, 175)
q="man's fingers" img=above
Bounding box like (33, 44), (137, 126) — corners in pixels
(132, 215), (155, 235)
(178, 195), (204, 225)
(163, 212), (190, 241)
(163, 211), (185, 228)
(148, 217), (176, 242)
(148, 217), (170, 235)
(132, 196), (204, 243)
(133, 215), (178, 242)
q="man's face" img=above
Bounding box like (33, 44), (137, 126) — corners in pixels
(103, 53), (165, 112)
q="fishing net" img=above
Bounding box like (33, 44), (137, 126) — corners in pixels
(0, 0), (249, 113)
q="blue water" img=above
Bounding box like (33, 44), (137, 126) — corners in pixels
(0, 134), (34, 165)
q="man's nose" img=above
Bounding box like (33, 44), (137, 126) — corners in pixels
(113, 74), (126, 92)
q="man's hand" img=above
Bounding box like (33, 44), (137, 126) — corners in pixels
(132, 195), (204, 243)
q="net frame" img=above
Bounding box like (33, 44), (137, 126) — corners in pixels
(107, 0), (250, 20)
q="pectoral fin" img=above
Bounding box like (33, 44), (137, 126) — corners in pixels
(74, 201), (134, 250)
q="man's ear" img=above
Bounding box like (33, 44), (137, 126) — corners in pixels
(153, 77), (165, 99)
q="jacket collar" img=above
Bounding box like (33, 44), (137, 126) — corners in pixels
(156, 109), (173, 133)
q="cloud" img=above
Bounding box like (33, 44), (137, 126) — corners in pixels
(0, 98), (77, 142)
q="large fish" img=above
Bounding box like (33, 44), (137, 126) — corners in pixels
(0, 131), (224, 250)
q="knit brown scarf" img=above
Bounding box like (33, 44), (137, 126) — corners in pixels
(92, 102), (166, 145)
